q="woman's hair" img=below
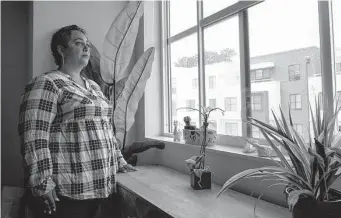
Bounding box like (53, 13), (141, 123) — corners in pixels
(50, 25), (87, 67)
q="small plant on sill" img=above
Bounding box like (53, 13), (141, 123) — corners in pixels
(177, 106), (224, 189)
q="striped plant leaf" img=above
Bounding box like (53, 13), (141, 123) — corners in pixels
(114, 47), (155, 149)
(100, 1), (144, 84)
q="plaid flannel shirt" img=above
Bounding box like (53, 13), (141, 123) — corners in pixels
(18, 71), (127, 200)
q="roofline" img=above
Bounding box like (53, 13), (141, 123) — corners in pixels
(251, 46), (320, 59)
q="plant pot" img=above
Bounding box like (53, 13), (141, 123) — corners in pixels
(292, 197), (341, 218)
(291, 189), (341, 218)
(183, 129), (217, 146)
(190, 169), (211, 190)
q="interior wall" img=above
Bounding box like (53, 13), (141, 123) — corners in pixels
(32, 1), (126, 78)
(1, 1), (31, 186)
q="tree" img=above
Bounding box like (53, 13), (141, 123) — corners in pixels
(174, 48), (237, 68)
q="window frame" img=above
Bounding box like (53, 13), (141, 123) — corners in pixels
(288, 64), (301, 81)
(290, 94), (302, 110)
(251, 92), (263, 111)
(161, 0), (337, 147)
(224, 97), (237, 111)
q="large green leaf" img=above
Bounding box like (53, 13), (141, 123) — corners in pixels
(259, 129), (294, 173)
(100, 1), (144, 84)
(114, 47), (155, 149)
(217, 166), (312, 198)
(249, 121), (311, 178)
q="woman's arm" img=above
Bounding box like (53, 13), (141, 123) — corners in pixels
(18, 75), (58, 196)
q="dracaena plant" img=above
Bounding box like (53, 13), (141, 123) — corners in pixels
(217, 96), (341, 211)
(178, 106), (224, 170)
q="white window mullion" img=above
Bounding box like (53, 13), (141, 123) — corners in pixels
(239, 10), (252, 138)
(161, 1), (173, 134)
(318, 0), (335, 121)
(197, 0), (205, 123)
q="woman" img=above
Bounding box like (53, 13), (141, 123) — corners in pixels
(18, 25), (136, 218)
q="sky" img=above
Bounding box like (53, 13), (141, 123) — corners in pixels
(170, 0), (341, 60)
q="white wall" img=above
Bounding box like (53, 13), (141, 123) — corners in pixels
(32, 1), (126, 77)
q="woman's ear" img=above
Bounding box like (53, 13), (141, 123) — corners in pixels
(57, 45), (65, 57)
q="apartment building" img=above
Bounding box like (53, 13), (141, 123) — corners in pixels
(172, 46), (341, 140)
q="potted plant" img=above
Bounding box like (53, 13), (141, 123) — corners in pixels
(179, 106), (224, 190)
(178, 107), (223, 146)
(217, 99), (341, 218)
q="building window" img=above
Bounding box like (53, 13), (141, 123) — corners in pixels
(186, 99), (195, 111)
(208, 76), (216, 89)
(225, 123), (238, 135)
(172, 78), (176, 94)
(336, 63), (341, 73)
(251, 93), (262, 111)
(293, 124), (304, 137)
(288, 64), (300, 81)
(250, 68), (272, 81)
(209, 120), (217, 131)
(192, 78), (198, 89)
(209, 98), (216, 108)
(225, 97), (237, 111)
(252, 126), (264, 139)
(290, 94), (302, 110)
(172, 100), (177, 115)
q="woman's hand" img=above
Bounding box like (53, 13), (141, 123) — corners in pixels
(118, 164), (138, 173)
(41, 189), (59, 214)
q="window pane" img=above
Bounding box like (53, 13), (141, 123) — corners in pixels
(170, 34), (199, 130)
(203, 15), (241, 136)
(203, 0), (238, 18)
(170, 1), (197, 36)
(249, 0), (320, 142)
(332, 0), (341, 130)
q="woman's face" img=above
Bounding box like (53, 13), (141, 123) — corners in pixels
(62, 30), (90, 68)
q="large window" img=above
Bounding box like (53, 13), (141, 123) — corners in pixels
(163, 0), (337, 145)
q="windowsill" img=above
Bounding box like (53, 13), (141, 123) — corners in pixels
(146, 135), (287, 162)
(142, 134), (291, 207)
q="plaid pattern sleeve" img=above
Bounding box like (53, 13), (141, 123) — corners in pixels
(18, 75), (58, 196)
(113, 137), (127, 168)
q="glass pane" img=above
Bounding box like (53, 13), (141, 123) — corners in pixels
(249, 0), (321, 141)
(203, 0), (238, 18)
(170, 34), (199, 131)
(169, 0), (197, 37)
(203, 15), (241, 136)
(332, 0), (341, 130)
